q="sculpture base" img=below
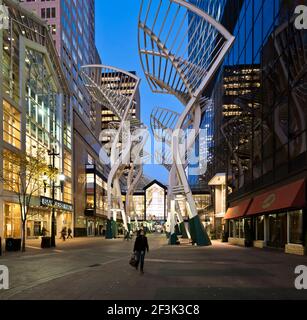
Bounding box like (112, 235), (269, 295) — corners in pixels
(189, 216), (211, 246)
(180, 221), (189, 239)
(169, 232), (179, 245)
(112, 220), (118, 239)
(106, 219), (113, 239)
(175, 224), (181, 236)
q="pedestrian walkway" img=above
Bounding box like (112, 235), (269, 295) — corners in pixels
(1, 235), (307, 300)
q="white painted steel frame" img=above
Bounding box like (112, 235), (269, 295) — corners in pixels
(81, 65), (141, 230)
(139, 0), (235, 232)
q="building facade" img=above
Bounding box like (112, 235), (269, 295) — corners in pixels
(208, 0), (307, 254)
(0, 0), (73, 242)
(19, 0), (108, 237)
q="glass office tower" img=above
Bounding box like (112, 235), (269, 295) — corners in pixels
(208, 0), (307, 253)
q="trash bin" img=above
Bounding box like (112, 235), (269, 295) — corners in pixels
(6, 238), (22, 252)
(41, 237), (51, 249)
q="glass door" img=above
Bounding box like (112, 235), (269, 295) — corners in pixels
(268, 213), (287, 248)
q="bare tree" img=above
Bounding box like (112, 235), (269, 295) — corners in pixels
(0, 148), (56, 252)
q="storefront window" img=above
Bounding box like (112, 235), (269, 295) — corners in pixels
(229, 220), (235, 237)
(235, 220), (240, 238)
(27, 210), (50, 238)
(256, 216), (265, 241)
(193, 194), (211, 213)
(4, 203), (21, 238)
(289, 210), (303, 245)
(239, 219), (244, 239)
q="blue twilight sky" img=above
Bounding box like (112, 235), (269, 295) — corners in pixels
(95, 0), (184, 185)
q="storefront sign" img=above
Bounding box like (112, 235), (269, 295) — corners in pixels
(262, 194), (276, 210)
(40, 197), (73, 212)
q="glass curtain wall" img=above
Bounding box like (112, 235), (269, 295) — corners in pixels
(211, 0), (307, 194)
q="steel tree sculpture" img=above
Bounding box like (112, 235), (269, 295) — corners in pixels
(138, 0), (234, 245)
(125, 118), (149, 230)
(81, 65), (141, 239)
(151, 107), (191, 243)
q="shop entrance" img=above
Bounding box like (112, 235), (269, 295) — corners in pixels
(87, 220), (95, 236)
(267, 213), (287, 249)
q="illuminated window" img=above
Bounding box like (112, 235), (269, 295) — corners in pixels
(3, 100), (21, 149)
(86, 195), (95, 209)
(64, 182), (72, 204)
(4, 203), (21, 238)
(64, 151), (72, 178)
(2, 149), (20, 192)
(146, 184), (166, 221)
(87, 173), (95, 185)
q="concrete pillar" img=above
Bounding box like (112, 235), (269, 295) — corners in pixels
(287, 213), (290, 244)
(264, 215), (268, 245)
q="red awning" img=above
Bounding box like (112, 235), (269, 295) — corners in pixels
(224, 199), (252, 220)
(246, 179), (306, 217)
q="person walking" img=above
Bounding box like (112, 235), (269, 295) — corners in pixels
(133, 229), (149, 274)
(67, 227), (73, 239)
(60, 227), (67, 241)
(41, 227), (48, 237)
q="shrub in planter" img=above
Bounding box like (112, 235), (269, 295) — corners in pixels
(41, 237), (52, 249)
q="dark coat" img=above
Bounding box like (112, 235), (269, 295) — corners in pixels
(134, 235), (149, 252)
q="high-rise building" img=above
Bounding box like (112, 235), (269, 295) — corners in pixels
(209, 0), (307, 254)
(207, 64), (261, 180)
(19, 0), (107, 237)
(0, 0), (73, 241)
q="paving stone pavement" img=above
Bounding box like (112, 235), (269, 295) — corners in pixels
(1, 235), (307, 300)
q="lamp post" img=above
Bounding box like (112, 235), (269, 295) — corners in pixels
(43, 148), (65, 248)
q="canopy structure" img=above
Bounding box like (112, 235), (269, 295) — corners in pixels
(138, 0), (235, 245)
(81, 65), (147, 238)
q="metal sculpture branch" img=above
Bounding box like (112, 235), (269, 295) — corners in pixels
(139, 0), (234, 245)
(81, 65), (141, 237)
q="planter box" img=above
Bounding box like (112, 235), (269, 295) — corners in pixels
(228, 237), (246, 247)
(285, 244), (305, 256)
(41, 237), (52, 249)
(5, 238), (22, 252)
(253, 240), (265, 249)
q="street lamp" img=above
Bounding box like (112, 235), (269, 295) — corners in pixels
(43, 148), (65, 248)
